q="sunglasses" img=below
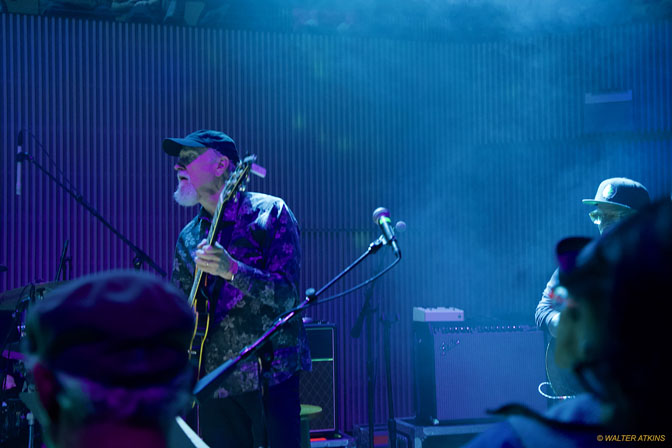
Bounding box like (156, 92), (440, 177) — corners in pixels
(177, 149), (207, 168)
(588, 209), (625, 225)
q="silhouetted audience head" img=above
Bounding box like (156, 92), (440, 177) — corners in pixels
(23, 269), (196, 448)
(555, 199), (672, 432)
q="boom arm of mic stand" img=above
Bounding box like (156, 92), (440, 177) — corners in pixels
(55, 239), (69, 282)
(193, 294), (317, 402)
(18, 152), (167, 277)
(193, 235), (393, 401)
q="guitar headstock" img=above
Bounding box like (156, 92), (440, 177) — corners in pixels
(218, 155), (266, 204)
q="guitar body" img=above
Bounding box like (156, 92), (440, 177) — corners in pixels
(545, 338), (585, 397)
(188, 291), (211, 377)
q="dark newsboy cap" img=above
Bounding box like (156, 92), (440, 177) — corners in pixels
(24, 270), (195, 387)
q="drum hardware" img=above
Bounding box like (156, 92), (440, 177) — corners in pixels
(0, 280), (67, 312)
(0, 395), (42, 448)
(1, 281), (59, 448)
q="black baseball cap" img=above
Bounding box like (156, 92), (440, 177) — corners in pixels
(582, 178), (650, 211)
(162, 129), (240, 164)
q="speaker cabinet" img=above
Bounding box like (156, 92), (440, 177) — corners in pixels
(300, 323), (337, 433)
(413, 323), (546, 423)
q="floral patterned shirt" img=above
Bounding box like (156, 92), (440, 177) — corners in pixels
(171, 191), (311, 397)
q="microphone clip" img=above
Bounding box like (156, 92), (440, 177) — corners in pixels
(368, 235), (387, 254)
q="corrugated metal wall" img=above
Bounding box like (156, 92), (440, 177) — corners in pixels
(1, 14), (671, 431)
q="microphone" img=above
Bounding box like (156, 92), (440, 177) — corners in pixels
(16, 130), (23, 196)
(372, 207), (401, 257)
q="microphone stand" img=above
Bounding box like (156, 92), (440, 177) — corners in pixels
(350, 281), (377, 448)
(351, 250), (400, 448)
(381, 312), (399, 448)
(193, 235), (397, 404)
(16, 152), (166, 277)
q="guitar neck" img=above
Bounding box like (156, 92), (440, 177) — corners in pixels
(186, 160), (254, 308)
(187, 194), (231, 308)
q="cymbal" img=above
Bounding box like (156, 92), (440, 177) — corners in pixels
(0, 280), (68, 311)
(2, 342), (24, 361)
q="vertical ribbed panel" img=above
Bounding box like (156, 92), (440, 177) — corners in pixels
(1, 15), (671, 432)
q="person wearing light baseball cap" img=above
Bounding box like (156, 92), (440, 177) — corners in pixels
(537, 178), (651, 342)
(464, 200), (672, 447)
(582, 177), (650, 234)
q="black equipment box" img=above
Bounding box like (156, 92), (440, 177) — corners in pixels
(309, 431), (356, 447)
(394, 417), (496, 448)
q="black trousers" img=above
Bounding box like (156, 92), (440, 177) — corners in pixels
(198, 374), (301, 448)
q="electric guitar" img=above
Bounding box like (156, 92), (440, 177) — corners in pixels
(187, 155), (266, 376)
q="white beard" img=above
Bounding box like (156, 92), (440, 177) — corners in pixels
(173, 182), (199, 207)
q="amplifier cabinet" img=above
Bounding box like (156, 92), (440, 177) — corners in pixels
(300, 323), (337, 433)
(413, 323), (546, 424)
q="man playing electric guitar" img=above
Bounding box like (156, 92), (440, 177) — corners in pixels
(535, 177), (650, 396)
(163, 129), (311, 448)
